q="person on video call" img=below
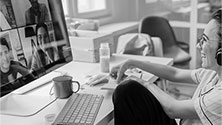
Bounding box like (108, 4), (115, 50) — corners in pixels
(0, 11), (11, 31)
(110, 9), (222, 125)
(30, 23), (58, 74)
(0, 37), (34, 95)
(25, 0), (50, 25)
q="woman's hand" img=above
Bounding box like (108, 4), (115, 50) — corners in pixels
(110, 59), (135, 84)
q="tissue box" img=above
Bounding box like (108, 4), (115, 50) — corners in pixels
(69, 30), (114, 63)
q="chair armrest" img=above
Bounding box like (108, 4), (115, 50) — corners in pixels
(177, 41), (189, 53)
(151, 37), (163, 57)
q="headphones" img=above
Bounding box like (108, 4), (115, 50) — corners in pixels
(216, 42), (222, 66)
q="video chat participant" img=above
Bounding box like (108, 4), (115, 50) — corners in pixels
(25, 0), (50, 25)
(111, 9), (222, 125)
(30, 23), (58, 75)
(0, 11), (11, 31)
(0, 37), (34, 96)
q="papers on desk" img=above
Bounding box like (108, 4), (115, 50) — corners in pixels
(101, 69), (144, 90)
(85, 64), (155, 90)
(101, 83), (118, 90)
(101, 77), (118, 90)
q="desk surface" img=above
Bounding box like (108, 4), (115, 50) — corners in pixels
(0, 54), (173, 125)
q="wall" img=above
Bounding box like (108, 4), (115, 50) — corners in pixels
(103, 0), (189, 43)
(102, 0), (173, 25)
(100, 0), (137, 25)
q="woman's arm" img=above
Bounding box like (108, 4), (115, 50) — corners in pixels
(126, 76), (198, 119)
(112, 59), (195, 84)
(146, 83), (199, 119)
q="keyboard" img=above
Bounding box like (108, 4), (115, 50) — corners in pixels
(52, 93), (104, 125)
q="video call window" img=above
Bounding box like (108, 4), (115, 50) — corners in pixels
(0, 0), (71, 97)
(0, 0), (52, 31)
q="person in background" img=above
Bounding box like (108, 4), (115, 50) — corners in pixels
(0, 0), (16, 28)
(0, 37), (34, 96)
(110, 9), (222, 125)
(25, 0), (50, 25)
(0, 11), (11, 31)
(30, 23), (58, 74)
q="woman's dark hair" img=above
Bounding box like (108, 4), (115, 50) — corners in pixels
(0, 37), (10, 50)
(35, 23), (49, 37)
(212, 8), (222, 41)
(35, 23), (55, 64)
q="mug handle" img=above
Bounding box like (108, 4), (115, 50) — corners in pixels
(72, 81), (80, 93)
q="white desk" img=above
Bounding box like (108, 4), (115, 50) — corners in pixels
(0, 54), (173, 125)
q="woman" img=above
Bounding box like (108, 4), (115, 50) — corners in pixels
(30, 23), (58, 74)
(110, 9), (222, 125)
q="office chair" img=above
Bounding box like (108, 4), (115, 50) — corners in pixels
(139, 16), (191, 66)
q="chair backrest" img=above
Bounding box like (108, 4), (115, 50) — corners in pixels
(139, 16), (177, 51)
(117, 33), (155, 56)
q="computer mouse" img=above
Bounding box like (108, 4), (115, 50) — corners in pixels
(86, 74), (109, 86)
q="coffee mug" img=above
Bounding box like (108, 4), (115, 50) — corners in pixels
(52, 75), (80, 99)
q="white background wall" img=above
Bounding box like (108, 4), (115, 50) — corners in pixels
(99, 0), (137, 25)
(100, 0), (172, 25)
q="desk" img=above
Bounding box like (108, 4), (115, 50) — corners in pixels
(0, 54), (173, 125)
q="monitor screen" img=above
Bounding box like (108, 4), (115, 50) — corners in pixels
(0, 0), (72, 97)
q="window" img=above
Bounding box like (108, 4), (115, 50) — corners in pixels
(172, 0), (189, 2)
(145, 0), (158, 3)
(62, 0), (111, 19)
(77, 0), (106, 13)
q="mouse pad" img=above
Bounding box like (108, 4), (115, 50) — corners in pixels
(0, 94), (56, 117)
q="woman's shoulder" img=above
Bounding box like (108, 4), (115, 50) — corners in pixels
(194, 68), (219, 83)
(194, 68), (216, 75)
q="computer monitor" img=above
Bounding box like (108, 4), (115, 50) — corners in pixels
(0, 0), (72, 97)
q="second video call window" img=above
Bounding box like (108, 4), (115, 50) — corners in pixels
(0, 0), (52, 30)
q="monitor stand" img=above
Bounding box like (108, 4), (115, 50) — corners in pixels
(0, 93), (56, 117)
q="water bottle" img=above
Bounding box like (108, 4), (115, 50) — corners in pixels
(99, 43), (110, 73)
